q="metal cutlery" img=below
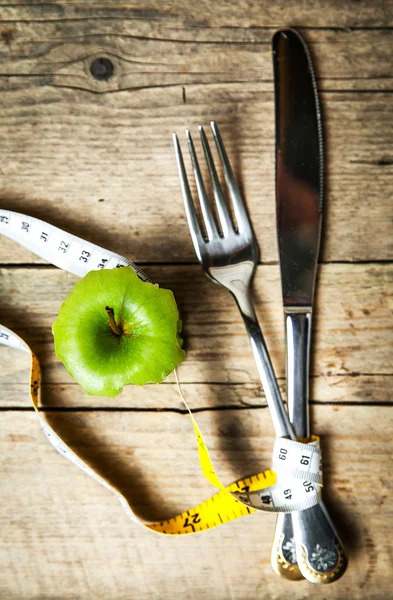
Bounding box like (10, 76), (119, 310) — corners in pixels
(173, 122), (294, 441)
(271, 28), (348, 583)
(173, 117), (347, 583)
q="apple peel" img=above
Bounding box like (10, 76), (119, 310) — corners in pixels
(52, 267), (185, 396)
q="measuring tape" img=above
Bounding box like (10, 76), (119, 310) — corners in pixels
(1, 210), (323, 535)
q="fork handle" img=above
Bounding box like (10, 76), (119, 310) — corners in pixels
(231, 286), (294, 440)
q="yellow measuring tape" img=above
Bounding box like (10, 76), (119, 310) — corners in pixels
(3, 325), (276, 535)
(1, 210), (322, 535)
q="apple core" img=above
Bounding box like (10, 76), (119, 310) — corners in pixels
(52, 267), (185, 396)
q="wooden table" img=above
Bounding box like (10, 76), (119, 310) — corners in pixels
(1, 2), (392, 598)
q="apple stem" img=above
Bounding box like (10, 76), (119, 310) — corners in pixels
(105, 306), (122, 336)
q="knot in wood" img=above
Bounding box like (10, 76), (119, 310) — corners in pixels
(90, 57), (115, 81)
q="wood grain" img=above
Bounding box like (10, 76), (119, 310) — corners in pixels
(0, 263), (391, 408)
(3, 375), (392, 411)
(1, 1), (392, 29)
(0, 25), (392, 91)
(1, 1), (393, 598)
(0, 86), (392, 264)
(1, 406), (392, 599)
(0, 12), (392, 265)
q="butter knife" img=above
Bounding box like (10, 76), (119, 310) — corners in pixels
(270, 28), (348, 584)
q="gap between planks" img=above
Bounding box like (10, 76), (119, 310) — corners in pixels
(0, 17), (392, 31)
(1, 80), (393, 96)
(2, 400), (393, 413)
(1, 260), (393, 269)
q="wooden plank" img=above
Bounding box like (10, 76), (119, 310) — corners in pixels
(0, 264), (391, 407)
(0, 24), (392, 91)
(0, 87), (392, 264)
(1, 1), (392, 28)
(0, 405), (392, 599)
(1, 2), (392, 598)
(3, 375), (392, 410)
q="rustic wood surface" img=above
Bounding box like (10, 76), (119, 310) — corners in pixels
(1, 407), (392, 600)
(0, 1), (392, 599)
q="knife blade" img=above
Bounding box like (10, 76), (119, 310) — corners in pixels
(274, 27), (322, 439)
(271, 28), (348, 584)
(275, 28), (323, 311)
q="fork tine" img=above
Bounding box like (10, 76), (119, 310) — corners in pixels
(210, 121), (250, 234)
(199, 125), (234, 238)
(173, 133), (205, 262)
(186, 129), (216, 241)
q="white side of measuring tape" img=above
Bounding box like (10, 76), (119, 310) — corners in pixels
(0, 211), (322, 526)
(0, 209), (149, 281)
(232, 437), (321, 512)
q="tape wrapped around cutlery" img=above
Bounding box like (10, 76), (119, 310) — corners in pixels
(0, 210), (322, 534)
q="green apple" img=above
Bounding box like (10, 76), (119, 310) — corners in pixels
(52, 267), (185, 397)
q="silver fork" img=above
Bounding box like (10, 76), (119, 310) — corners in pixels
(173, 121), (294, 442)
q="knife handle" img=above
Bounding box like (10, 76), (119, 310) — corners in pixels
(286, 311), (348, 582)
(292, 502), (348, 584)
(271, 311), (348, 582)
(285, 310), (312, 439)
